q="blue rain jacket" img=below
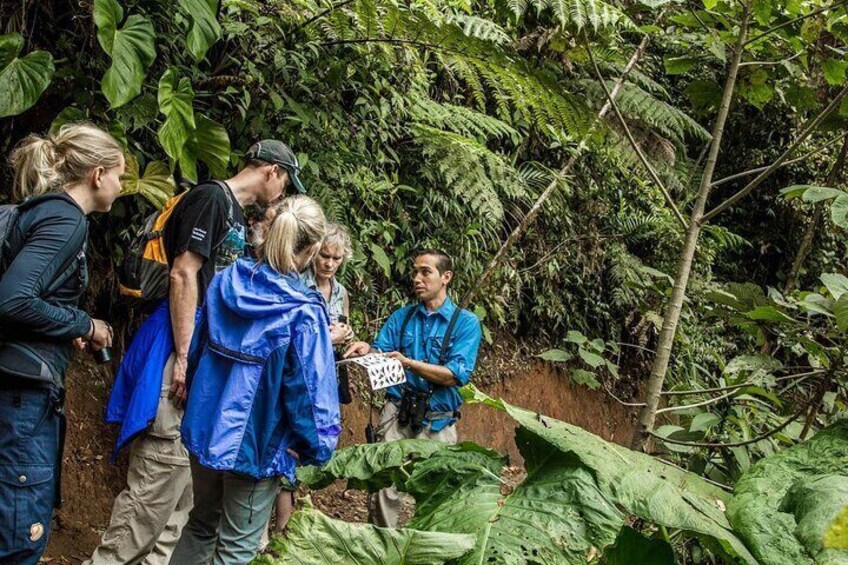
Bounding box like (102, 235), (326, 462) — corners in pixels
(181, 258), (341, 482)
(105, 299), (202, 460)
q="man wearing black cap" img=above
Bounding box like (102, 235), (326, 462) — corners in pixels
(87, 141), (306, 565)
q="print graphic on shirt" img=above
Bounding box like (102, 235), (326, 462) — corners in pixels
(191, 227), (208, 242)
(214, 223), (246, 272)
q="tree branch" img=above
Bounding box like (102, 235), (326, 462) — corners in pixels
(710, 133), (844, 188)
(649, 398), (811, 448)
(585, 39), (688, 229)
(655, 389), (738, 414)
(296, 0), (357, 33)
(702, 83), (848, 222)
(459, 32), (655, 308)
(744, 0), (848, 46)
(661, 369), (826, 396)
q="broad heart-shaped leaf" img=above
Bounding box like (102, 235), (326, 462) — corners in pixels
(297, 439), (474, 491)
(601, 527), (675, 565)
(536, 348), (572, 362)
(157, 69), (195, 172)
(727, 421), (848, 564)
(49, 106), (87, 135)
(179, 114), (231, 181)
(94, 0), (156, 109)
(120, 155), (175, 209)
(0, 33), (54, 118)
(406, 428), (626, 564)
(462, 388), (758, 564)
(821, 273), (848, 301)
(254, 502), (476, 564)
(831, 194), (848, 228)
(180, 0), (221, 62)
(800, 186), (846, 203)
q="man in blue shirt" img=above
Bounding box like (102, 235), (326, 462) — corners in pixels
(345, 249), (482, 527)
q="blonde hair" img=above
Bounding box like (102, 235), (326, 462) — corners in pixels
(8, 122), (123, 199)
(321, 222), (353, 263)
(263, 195), (326, 273)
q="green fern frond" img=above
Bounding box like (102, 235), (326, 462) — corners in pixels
(407, 97), (519, 141)
(527, 0), (634, 32)
(583, 80), (710, 144)
(444, 13), (512, 43)
(411, 124), (525, 225)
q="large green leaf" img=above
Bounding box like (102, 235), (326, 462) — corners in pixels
(821, 274), (848, 301)
(406, 428), (626, 564)
(180, 0), (221, 61)
(120, 155), (176, 209)
(297, 439), (473, 491)
(255, 503), (476, 564)
(181, 114), (231, 180)
(157, 69), (196, 172)
(800, 186), (846, 204)
(727, 421), (848, 564)
(831, 195), (848, 229)
(0, 33), (54, 118)
(93, 0), (156, 109)
(463, 388), (758, 564)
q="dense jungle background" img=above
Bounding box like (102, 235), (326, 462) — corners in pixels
(2, 0), (848, 562)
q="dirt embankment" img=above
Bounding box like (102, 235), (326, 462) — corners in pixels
(44, 349), (637, 562)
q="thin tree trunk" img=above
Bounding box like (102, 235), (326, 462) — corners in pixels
(784, 132), (848, 293)
(630, 9), (751, 451)
(460, 34), (652, 309)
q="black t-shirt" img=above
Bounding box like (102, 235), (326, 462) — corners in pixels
(163, 181), (246, 304)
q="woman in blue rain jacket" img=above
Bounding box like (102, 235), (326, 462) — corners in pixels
(171, 195), (341, 565)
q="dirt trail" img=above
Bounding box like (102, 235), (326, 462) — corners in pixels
(43, 353), (636, 562)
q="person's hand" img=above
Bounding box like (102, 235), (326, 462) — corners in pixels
(329, 322), (354, 346)
(88, 319), (113, 350)
(286, 448), (300, 461)
(169, 355), (189, 407)
(344, 341), (371, 358)
(73, 337), (86, 351)
(384, 351), (412, 369)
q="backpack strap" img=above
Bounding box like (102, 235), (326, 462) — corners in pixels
(398, 306), (417, 356)
(212, 180), (235, 225)
(439, 306), (464, 366)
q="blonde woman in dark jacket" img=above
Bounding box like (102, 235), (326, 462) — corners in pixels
(0, 123), (121, 564)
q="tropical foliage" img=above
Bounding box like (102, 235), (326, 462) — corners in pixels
(2, 0), (848, 562)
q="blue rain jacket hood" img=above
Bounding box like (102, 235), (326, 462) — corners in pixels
(181, 258), (341, 481)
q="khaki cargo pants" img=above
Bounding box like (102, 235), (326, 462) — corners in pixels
(370, 401), (457, 528)
(85, 354), (192, 565)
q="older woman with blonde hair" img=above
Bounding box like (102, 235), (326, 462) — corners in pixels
(0, 123), (120, 563)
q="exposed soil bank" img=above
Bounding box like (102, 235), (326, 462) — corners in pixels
(43, 354), (636, 562)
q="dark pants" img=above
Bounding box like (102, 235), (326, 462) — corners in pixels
(0, 386), (61, 565)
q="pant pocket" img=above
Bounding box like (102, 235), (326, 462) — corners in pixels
(0, 464), (54, 553)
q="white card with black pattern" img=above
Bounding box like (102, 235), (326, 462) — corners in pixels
(337, 354), (406, 390)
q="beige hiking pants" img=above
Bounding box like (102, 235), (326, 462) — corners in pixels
(85, 354), (193, 565)
(370, 401), (457, 528)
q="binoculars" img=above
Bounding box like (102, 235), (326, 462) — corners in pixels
(397, 388), (430, 433)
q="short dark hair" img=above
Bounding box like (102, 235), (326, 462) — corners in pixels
(415, 249), (453, 274)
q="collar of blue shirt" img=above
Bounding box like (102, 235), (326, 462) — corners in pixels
(415, 295), (456, 320)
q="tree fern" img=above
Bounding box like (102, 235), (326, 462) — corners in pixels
(509, 0), (634, 32)
(407, 97), (518, 141)
(411, 124), (525, 225)
(582, 80), (711, 145)
(444, 13), (511, 44)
